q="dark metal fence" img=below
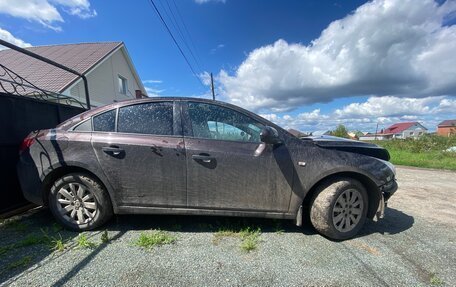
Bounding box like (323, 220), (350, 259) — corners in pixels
(0, 39), (91, 215)
(0, 92), (85, 214)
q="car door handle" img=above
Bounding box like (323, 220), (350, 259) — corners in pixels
(102, 146), (124, 156)
(192, 154), (214, 163)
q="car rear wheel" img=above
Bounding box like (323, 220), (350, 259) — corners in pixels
(49, 173), (113, 231)
(309, 178), (368, 240)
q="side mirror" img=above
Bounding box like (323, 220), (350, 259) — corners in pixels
(260, 126), (282, 145)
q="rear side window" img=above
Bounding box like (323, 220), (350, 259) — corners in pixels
(73, 119), (92, 132)
(118, 102), (173, 135)
(93, 110), (116, 132)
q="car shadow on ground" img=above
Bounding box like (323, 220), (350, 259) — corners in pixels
(0, 206), (414, 285)
(105, 206), (414, 239)
(0, 208), (79, 285)
(358, 207), (415, 237)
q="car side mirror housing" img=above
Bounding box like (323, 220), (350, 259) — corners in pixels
(260, 126), (282, 145)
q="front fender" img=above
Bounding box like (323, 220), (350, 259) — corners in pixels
(286, 140), (394, 214)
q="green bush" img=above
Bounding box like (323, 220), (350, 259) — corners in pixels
(370, 134), (456, 170)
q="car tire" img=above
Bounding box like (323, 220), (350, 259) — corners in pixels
(48, 173), (113, 231)
(309, 178), (368, 240)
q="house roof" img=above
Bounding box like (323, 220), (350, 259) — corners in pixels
(287, 128), (304, 137)
(0, 42), (122, 93)
(438, 119), (456, 127)
(381, 122), (427, 134)
(312, 130), (331, 136)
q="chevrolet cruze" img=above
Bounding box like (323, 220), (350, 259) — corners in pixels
(17, 98), (397, 240)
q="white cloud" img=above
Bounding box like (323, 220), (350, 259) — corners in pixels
(143, 79), (163, 84)
(198, 71), (212, 86)
(52, 0), (97, 19)
(333, 96), (443, 118)
(195, 0), (226, 4)
(0, 28), (32, 50)
(218, 0), (456, 112)
(144, 87), (166, 97)
(0, 0), (96, 31)
(211, 43), (225, 54)
(262, 96), (456, 132)
(143, 79), (165, 97)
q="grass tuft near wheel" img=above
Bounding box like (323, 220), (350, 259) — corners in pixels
(310, 178), (368, 240)
(48, 173), (113, 231)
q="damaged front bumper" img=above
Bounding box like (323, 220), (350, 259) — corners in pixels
(375, 179), (398, 220)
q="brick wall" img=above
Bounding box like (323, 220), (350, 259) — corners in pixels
(437, 127), (456, 136)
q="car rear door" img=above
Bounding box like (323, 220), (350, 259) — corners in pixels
(91, 101), (187, 207)
(182, 101), (293, 212)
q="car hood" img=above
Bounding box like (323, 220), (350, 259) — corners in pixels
(301, 135), (390, 161)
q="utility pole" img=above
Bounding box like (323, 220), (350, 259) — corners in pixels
(210, 72), (215, 101)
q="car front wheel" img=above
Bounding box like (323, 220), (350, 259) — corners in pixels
(48, 173), (113, 231)
(310, 178), (368, 240)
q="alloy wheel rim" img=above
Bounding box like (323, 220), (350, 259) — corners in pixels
(332, 188), (363, 232)
(56, 182), (97, 225)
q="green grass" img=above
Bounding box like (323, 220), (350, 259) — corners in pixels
(46, 233), (66, 252)
(101, 230), (110, 244)
(50, 238), (66, 252)
(7, 256), (33, 270)
(1, 219), (28, 232)
(0, 244), (14, 257)
(0, 234), (48, 257)
(134, 230), (176, 249)
(213, 226), (261, 252)
(429, 272), (444, 286)
(370, 135), (456, 170)
(76, 233), (97, 249)
(239, 227), (261, 252)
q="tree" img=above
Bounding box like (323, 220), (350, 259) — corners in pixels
(331, 124), (349, 138)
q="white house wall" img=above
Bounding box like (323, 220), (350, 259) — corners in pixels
(401, 124), (427, 139)
(65, 48), (141, 107)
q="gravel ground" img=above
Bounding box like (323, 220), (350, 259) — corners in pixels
(0, 166), (455, 287)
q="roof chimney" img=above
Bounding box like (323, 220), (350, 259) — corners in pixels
(135, 90), (145, 99)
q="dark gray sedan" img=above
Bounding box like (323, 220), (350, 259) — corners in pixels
(17, 97), (397, 240)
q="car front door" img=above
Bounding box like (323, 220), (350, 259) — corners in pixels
(183, 101), (293, 212)
(91, 101), (187, 207)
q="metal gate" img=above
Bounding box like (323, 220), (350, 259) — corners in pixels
(0, 40), (90, 215)
(0, 93), (85, 214)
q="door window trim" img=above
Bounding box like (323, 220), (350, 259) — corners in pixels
(182, 101), (264, 143)
(69, 101), (183, 137)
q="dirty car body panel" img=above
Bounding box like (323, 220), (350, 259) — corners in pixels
(17, 97), (397, 224)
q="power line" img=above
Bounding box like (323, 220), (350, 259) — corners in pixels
(148, 0), (206, 88)
(161, 0), (203, 72)
(170, 0), (205, 71)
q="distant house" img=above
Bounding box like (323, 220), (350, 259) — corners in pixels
(382, 122), (427, 139)
(359, 133), (390, 141)
(437, 120), (456, 137)
(360, 122), (427, 141)
(0, 42), (147, 107)
(287, 128), (309, 138)
(347, 131), (364, 140)
(312, 130), (332, 136)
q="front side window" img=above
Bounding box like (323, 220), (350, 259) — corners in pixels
(118, 75), (127, 95)
(118, 102), (173, 135)
(188, 102), (263, 142)
(93, 109), (116, 132)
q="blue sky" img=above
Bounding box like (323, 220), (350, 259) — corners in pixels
(0, 0), (455, 132)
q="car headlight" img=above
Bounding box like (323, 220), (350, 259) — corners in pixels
(380, 159), (396, 177)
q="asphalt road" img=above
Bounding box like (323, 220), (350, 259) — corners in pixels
(1, 166), (455, 286)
